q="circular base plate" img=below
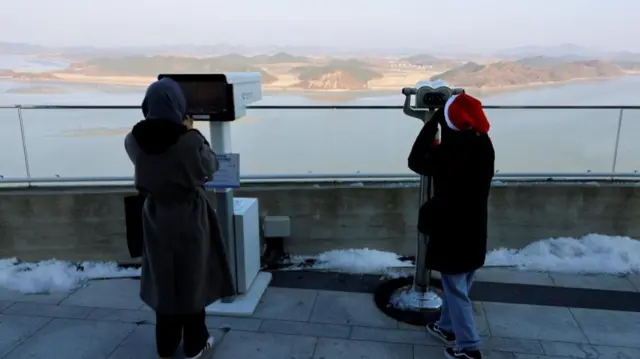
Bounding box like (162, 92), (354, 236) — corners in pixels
(373, 276), (443, 326)
(390, 285), (442, 312)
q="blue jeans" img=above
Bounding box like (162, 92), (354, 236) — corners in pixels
(437, 271), (482, 351)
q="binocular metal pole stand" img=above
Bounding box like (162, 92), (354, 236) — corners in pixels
(210, 122), (238, 300)
(392, 94), (443, 312)
(391, 173), (442, 312)
(409, 173), (443, 311)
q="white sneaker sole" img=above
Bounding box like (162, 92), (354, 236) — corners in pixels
(185, 336), (215, 359)
(426, 326), (455, 346)
(444, 347), (479, 359)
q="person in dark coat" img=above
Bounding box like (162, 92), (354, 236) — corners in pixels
(407, 93), (495, 359)
(124, 77), (235, 359)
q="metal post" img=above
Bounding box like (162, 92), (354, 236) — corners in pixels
(17, 107), (32, 184)
(611, 109), (624, 174)
(403, 170), (442, 311)
(413, 175), (429, 290)
(209, 122), (238, 299)
(390, 118), (442, 312)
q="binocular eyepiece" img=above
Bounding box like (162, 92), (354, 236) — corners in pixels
(402, 82), (465, 121)
(403, 83), (465, 109)
(402, 87), (417, 96)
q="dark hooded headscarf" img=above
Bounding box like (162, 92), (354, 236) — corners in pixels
(132, 78), (189, 154)
(141, 77), (187, 124)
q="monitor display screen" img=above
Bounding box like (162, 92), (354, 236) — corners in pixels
(176, 81), (229, 116)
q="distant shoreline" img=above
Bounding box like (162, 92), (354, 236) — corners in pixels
(0, 72), (633, 97)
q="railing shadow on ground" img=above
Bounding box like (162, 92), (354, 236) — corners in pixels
(1, 104), (640, 187)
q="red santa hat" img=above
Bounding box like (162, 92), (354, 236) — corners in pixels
(443, 93), (490, 134)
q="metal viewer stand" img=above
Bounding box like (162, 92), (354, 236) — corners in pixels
(391, 84), (464, 312)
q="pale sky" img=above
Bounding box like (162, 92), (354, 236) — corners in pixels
(0, 0), (635, 51)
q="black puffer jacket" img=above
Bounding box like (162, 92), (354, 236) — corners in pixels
(408, 109), (495, 275)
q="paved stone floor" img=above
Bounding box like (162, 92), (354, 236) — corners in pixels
(429, 267), (640, 292)
(1, 272), (640, 359)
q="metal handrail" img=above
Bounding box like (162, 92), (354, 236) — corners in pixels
(2, 172), (640, 185)
(1, 104), (639, 186)
(2, 104), (640, 110)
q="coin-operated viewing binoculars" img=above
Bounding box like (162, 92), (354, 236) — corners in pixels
(402, 80), (465, 123)
(383, 81), (466, 316)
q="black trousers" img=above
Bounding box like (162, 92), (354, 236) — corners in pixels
(156, 310), (210, 358)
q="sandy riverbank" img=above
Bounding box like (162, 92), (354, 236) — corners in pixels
(3, 72), (631, 97)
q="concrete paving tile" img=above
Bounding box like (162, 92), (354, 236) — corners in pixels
(513, 355), (565, 359)
(414, 345), (517, 358)
(475, 268), (554, 286)
(0, 314), (51, 357)
(213, 330), (317, 359)
(252, 287), (318, 322)
(414, 346), (445, 359)
(106, 324), (228, 359)
(0, 301), (14, 313)
(628, 274), (640, 292)
(549, 273), (637, 291)
(205, 315), (262, 331)
(350, 326), (437, 346)
(397, 322), (424, 331)
(2, 318), (135, 359)
(259, 319), (350, 338)
(60, 279), (143, 310)
(483, 303), (587, 343)
(87, 308), (156, 324)
(570, 308), (640, 348)
(309, 290), (398, 328)
(541, 341), (640, 358)
(484, 337), (544, 355)
(104, 325), (157, 359)
(473, 301), (491, 337)
(3, 302), (94, 319)
(397, 302), (489, 337)
(0, 288), (71, 305)
(313, 337), (413, 359)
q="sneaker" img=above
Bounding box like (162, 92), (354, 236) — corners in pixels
(185, 336), (215, 359)
(426, 323), (455, 346)
(444, 347), (482, 359)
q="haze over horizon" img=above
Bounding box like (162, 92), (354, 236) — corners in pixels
(0, 0), (636, 53)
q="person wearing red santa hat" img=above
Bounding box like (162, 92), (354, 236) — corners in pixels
(408, 92), (495, 359)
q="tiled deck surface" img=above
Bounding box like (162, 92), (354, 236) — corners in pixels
(1, 270), (639, 359)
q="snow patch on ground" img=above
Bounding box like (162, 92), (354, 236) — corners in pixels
(388, 289), (415, 310)
(295, 233), (640, 275)
(485, 234), (640, 274)
(312, 248), (412, 273)
(0, 258), (140, 294)
(2, 233), (639, 294)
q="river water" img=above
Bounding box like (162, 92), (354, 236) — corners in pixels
(1, 54), (640, 179)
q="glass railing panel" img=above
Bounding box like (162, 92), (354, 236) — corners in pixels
(19, 108), (140, 178)
(0, 107), (28, 178)
(235, 108), (423, 177)
(611, 109), (640, 173)
(485, 108), (619, 174)
(238, 108), (619, 176)
(11, 106), (624, 181)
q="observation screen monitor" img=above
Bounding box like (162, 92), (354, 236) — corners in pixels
(158, 74), (234, 122)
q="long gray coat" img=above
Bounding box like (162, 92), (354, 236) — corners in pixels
(124, 78), (235, 314)
(125, 125), (235, 314)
